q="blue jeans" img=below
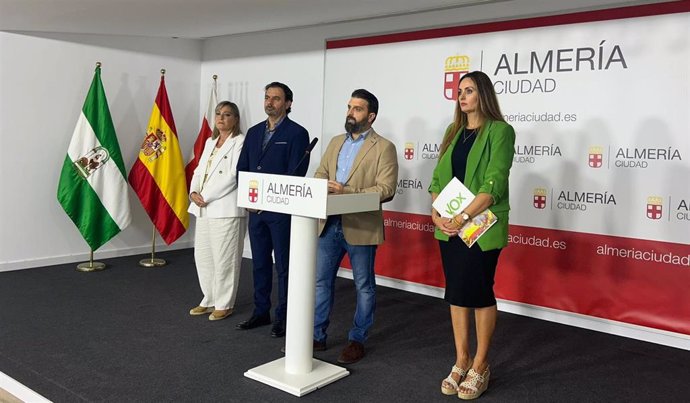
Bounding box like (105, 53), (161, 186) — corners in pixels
(313, 216), (377, 344)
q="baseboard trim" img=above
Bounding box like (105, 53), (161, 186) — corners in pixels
(0, 241), (194, 272)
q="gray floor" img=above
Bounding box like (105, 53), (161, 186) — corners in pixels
(1, 248), (689, 402)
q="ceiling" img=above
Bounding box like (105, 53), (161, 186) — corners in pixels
(0, 0), (671, 39)
(0, 0), (502, 39)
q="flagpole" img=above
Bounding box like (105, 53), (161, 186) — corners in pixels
(77, 249), (106, 272)
(67, 60), (126, 273)
(139, 225), (167, 267)
(74, 67), (105, 273)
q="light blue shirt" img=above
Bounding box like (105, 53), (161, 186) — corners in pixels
(336, 130), (370, 184)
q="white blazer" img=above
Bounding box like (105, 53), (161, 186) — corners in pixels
(188, 134), (246, 218)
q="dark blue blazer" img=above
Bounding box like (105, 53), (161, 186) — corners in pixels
(236, 116), (310, 177)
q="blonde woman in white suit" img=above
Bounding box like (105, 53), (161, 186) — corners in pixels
(188, 101), (246, 321)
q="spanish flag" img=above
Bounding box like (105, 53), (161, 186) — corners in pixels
(129, 73), (189, 244)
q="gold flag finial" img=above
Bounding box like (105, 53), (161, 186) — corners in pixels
(95, 61), (102, 68)
(160, 68), (166, 76)
(213, 74), (218, 80)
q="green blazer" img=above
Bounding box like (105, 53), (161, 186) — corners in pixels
(429, 120), (515, 250)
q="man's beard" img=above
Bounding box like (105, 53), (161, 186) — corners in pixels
(344, 117), (365, 133)
(265, 106), (277, 116)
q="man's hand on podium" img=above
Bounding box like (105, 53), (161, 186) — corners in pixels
(327, 180), (344, 194)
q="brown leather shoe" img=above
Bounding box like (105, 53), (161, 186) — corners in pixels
(313, 339), (327, 352)
(337, 341), (365, 364)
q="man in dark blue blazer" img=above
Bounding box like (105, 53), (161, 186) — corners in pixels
(235, 82), (310, 338)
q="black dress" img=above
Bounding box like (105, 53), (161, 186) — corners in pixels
(439, 128), (501, 308)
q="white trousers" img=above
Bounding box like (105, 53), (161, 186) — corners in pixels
(194, 216), (247, 310)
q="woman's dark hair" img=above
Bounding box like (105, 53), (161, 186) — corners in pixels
(439, 71), (505, 157)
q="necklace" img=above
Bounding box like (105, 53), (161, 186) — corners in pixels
(462, 128), (478, 143)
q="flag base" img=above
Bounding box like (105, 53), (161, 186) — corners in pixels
(76, 261), (106, 272)
(139, 258), (166, 268)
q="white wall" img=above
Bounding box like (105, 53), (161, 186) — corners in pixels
(0, 0), (668, 268)
(0, 32), (202, 271)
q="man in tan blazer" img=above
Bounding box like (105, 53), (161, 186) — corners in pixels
(313, 89), (398, 364)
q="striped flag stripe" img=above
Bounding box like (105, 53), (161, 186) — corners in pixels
(57, 66), (131, 251)
(81, 76), (128, 178)
(58, 155), (123, 249)
(128, 75), (189, 245)
(137, 104), (189, 227)
(129, 159), (188, 244)
(155, 78), (178, 135)
(67, 115), (131, 229)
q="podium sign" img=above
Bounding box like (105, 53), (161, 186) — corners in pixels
(237, 172), (328, 218)
(237, 171), (379, 396)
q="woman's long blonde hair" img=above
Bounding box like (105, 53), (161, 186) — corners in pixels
(212, 101), (241, 139)
(439, 71), (505, 157)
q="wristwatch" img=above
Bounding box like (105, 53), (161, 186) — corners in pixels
(460, 212), (471, 222)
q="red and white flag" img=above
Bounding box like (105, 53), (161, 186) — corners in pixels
(185, 77), (218, 188)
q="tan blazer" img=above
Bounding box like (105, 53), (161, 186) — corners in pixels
(315, 129), (398, 245)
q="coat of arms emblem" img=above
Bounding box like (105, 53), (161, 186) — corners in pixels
(404, 142), (415, 160)
(533, 188), (547, 209)
(588, 146), (603, 168)
(248, 180), (259, 203)
(73, 146), (110, 179)
(444, 55), (470, 100)
(141, 128), (167, 162)
(646, 196), (663, 220)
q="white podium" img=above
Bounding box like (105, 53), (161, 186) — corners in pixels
(237, 172), (379, 396)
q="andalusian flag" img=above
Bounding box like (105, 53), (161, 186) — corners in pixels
(129, 74), (189, 245)
(185, 77), (217, 188)
(57, 65), (131, 250)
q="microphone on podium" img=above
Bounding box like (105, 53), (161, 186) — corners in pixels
(289, 137), (318, 175)
(307, 137), (319, 151)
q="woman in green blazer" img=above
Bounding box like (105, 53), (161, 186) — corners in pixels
(429, 71), (515, 400)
